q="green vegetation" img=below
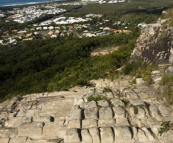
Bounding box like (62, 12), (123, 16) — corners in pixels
(130, 79), (136, 85)
(0, 32), (139, 101)
(157, 30), (167, 43)
(103, 87), (112, 93)
(87, 94), (114, 108)
(158, 121), (173, 136)
(133, 106), (138, 115)
(121, 98), (130, 106)
(160, 74), (173, 105)
(87, 94), (107, 102)
(0, 0), (172, 101)
(122, 61), (158, 85)
(160, 8), (173, 26)
(122, 61), (142, 76)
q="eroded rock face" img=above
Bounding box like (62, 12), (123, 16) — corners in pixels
(131, 24), (173, 65)
(0, 79), (172, 143)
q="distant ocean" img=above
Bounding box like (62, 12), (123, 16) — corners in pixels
(0, 0), (66, 7)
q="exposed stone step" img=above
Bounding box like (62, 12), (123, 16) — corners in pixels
(0, 79), (172, 143)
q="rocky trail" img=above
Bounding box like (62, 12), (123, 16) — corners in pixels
(0, 78), (173, 143)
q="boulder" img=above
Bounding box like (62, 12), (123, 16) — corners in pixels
(114, 126), (132, 142)
(113, 107), (126, 118)
(16, 109), (26, 117)
(81, 129), (92, 143)
(0, 127), (18, 138)
(85, 101), (97, 109)
(105, 92), (114, 99)
(9, 136), (27, 143)
(74, 98), (84, 106)
(98, 119), (116, 127)
(169, 55), (173, 63)
(64, 128), (81, 143)
(159, 130), (173, 143)
(0, 138), (10, 143)
(4, 117), (21, 128)
(82, 119), (97, 129)
(97, 100), (109, 107)
(100, 127), (114, 143)
(99, 107), (113, 119)
(142, 128), (155, 141)
(158, 105), (170, 117)
(21, 116), (33, 124)
(26, 139), (48, 143)
(111, 99), (124, 107)
(33, 116), (54, 123)
(136, 107), (146, 119)
(47, 139), (64, 143)
(116, 118), (129, 126)
(26, 109), (40, 117)
(68, 120), (81, 129)
(18, 122), (43, 139)
(66, 108), (82, 121)
(89, 128), (100, 143)
(137, 129), (148, 142)
(165, 66), (173, 75)
(136, 78), (146, 84)
(39, 109), (57, 117)
(84, 108), (98, 120)
(130, 99), (145, 106)
(149, 105), (162, 121)
(146, 117), (156, 126)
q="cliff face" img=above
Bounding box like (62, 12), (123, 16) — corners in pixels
(131, 23), (173, 65)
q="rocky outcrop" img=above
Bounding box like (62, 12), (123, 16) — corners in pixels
(131, 23), (173, 65)
(0, 78), (173, 143)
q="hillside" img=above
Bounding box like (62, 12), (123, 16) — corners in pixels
(1, 2), (173, 143)
(1, 0), (172, 101)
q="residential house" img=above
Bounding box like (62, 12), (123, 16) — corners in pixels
(3, 31), (9, 35)
(17, 31), (27, 34)
(43, 27), (48, 30)
(49, 26), (54, 30)
(50, 35), (57, 38)
(55, 30), (60, 35)
(26, 33), (32, 37)
(12, 30), (18, 33)
(34, 32), (39, 35)
(23, 38), (33, 41)
(83, 33), (96, 37)
(0, 40), (3, 44)
(95, 31), (107, 37)
(8, 37), (17, 44)
(48, 31), (53, 36)
(103, 27), (110, 31)
(36, 27), (42, 30)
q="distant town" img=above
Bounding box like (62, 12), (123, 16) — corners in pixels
(0, 0), (132, 45)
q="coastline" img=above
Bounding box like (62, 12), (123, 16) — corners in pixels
(0, 0), (75, 7)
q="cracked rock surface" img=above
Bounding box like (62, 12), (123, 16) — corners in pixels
(0, 78), (173, 143)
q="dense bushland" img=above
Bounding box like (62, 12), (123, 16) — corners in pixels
(0, 31), (139, 101)
(1, 0), (172, 101)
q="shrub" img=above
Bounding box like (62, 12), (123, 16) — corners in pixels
(160, 74), (173, 105)
(121, 98), (130, 106)
(122, 61), (142, 76)
(103, 87), (112, 93)
(157, 30), (167, 43)
(158, 121), (173, 136)
(130, 79), (136, 85)
(87, 94), (114, 108)
(133, 106), (138, 114)
(87, 94), (107, 102)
